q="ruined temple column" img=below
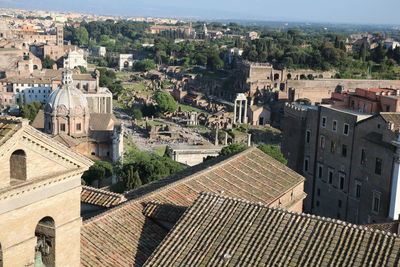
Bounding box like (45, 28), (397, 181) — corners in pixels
(243, 99), (248, 124)
(233, 100), (237, 124)
(214, 128), (219, 146)
(247, 133), (252, 147)
(224, 132), (228, 145)
(238, 100), (243, 124)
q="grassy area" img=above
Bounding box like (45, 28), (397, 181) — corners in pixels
(178, 104), (204, 113)
(124, 137), (138, 154)
(153, 145), (167, 156)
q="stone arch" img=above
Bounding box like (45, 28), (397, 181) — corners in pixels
(274, 73), (280, 81)
(10, 149), (27, 181)
(124, 61), (130, 68)
(33, 65), (38, 70)
(287, 73), (292, 80)
(35, 216), (55, 267)
(300, 74), (307, 80)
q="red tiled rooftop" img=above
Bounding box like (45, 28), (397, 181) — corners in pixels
(81, 147), (305, 266)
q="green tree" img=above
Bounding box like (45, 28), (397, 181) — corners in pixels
(132, 109), (143, 120)
(257, 144), (287, 165)
(121, 165), (142, 190)
(219, 143), (248, 156)
(133, 59), (156, 72)
(21, 101), (43, 122)
(154, 91), (177, 113)
(207, 52), (224, 71)
(81, 160), (113, 185)
(42, 55), (55, 69)
(75, 27), (89, 46)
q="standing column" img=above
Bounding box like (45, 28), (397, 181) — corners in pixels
(238, 100), (243, 124)
(390, 134), (400, 219)
(233, 100), (237, 124)
(243, 99), (248, 124)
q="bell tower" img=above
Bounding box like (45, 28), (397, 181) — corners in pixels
(0, 117), (92, 267)
(56, 25), (63, 46)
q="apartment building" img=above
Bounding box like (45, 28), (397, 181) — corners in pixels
(282, 87), (400, 224)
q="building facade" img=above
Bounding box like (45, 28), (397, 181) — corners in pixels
(283, 100), (400, 224)
(0, 116), (92, 266)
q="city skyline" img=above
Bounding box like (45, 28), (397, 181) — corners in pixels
(0, 0), (399, 25)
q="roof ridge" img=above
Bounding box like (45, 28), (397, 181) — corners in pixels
(83, 147), (259, 224)
(198, 192), (398, 238)
(23, 125), (93, 166)
(82, 185), (125, 199)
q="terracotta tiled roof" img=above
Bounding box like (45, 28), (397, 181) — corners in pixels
(142, 202), (186, 223)
(89, 113), (116, 131)
(81, 186), (126, 208)
(365, 221), (400, 234)
(81, 147), (305, 266)
(145, 192), (400, 267)
(31, 109), (45, 130)
(0, 117), (21, 145)
(380, 112), (400, 131)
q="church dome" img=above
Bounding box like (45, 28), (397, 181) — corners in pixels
(44, 69), (90, 137)
(46, 70), (89, 115)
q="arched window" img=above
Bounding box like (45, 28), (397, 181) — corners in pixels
(35, 217), (55, 266)
(0, 241), (3, 267)
(287, 74), (292, 80)
(124, 61), (129, 68)
(10, 150), (27, 181)
(274, 73), (280, 81)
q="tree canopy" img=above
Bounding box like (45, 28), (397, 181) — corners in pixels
(154, 91), (178, 114)
(81, 160), (114, 185)
(20, 101), (43, 122)
(133, 59), (156, 72)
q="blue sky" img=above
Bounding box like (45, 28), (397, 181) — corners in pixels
(1, 0), (399, 25)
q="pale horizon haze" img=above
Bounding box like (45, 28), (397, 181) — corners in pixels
(0, 0), (399, 25)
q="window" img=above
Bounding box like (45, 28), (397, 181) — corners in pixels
(330, 141), (336, 153)
(328, 169), (334, 184)
(320, 135), (325, 149)
(361, 149), (366, 165)
(375, 158), (382, 175)
(316, 201), (320, 207)
(377, 124), (381, 129)
(318, 164), (323, 179)
(304, 158), (309, 172)
(343, 123), (349, 135)
(338, 199), (342, 208)
(372, 192), (381, 213)
(60, 123), (66, 132)
(306, 130), (311, 143)
(332, 120), (337, 131)
(76, 123), (81, 131)
(317, 188), (321, 196)
(339, 174), (345, 191)
(355, 182), (361, 199)
(321, 117), (327, 127)
(341, 144), (347, 157)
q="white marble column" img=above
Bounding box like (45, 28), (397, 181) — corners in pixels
(238, 100), (243, 124)
(243, 99), (248, 124)
(233, 100), (237, 124)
